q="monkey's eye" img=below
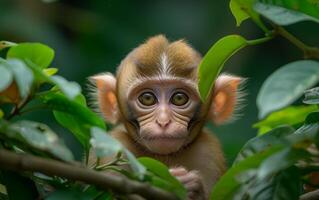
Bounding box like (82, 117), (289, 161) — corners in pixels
(138, 92), (157, 106)
(170, 92), (189, 106)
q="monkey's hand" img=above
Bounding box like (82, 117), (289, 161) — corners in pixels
(169, 167), (207, 200)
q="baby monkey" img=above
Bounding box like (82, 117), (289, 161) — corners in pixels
(90, 35), (243, 199)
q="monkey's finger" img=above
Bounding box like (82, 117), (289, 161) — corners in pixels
(176, 171), (200, 184)
(185, 181), (202, 193)
(176, 175), (194, 184)
(169, 167), (188, 176)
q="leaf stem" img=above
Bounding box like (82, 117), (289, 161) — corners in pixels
(247, 34), (275, 46)
(34, 89), (58, 98)
(6, 96), (31, 120)
(6, 105), (19, 120)
(18, 105), (47, 115)
(253, 17), (270, 34)
(95, 158), (127, 171)
(274, 26), (319, 59)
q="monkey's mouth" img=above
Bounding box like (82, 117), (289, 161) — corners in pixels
(140, 136), (186, 155)
(142, 136), (186, 141)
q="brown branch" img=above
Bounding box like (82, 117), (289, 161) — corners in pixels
(0, 149), (179, 200)
(300, 189), (319, 200)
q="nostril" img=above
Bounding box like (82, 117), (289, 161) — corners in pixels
(156, 119), (171, 128)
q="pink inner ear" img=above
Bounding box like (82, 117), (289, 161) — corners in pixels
(213, 90), (237, 124)
(92, 74), (119, 124)
(214, 91), (227, 114)
(99, 91), (118, 124)
(210, 75), (242, 125)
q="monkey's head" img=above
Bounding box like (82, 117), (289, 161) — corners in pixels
(91, 35), (243, 155)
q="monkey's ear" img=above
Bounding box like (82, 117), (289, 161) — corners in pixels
(90, 73), (119, 124)
(208, 74), (245, 125)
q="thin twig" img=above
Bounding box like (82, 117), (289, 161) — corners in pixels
(6, 96), (31, 120)
(0, 149), (179, 200)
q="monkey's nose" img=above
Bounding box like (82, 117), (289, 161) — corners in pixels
(156, 119), (171, 128)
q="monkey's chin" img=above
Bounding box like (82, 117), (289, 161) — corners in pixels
(142, 138), (185, 155)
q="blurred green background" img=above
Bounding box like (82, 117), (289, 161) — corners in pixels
(1, 0), (318, 165)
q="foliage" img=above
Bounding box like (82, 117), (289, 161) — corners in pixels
(0, 42), (185, 199)
(0, 0), (319, 199)
(198, 0), (319, 199)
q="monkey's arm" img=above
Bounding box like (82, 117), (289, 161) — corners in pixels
(169, 130), (226, 200)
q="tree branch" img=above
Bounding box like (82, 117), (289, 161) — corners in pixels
(274, 26), (319, 59)
(300, 189), (319, 200)
(0, 149), (179, 200)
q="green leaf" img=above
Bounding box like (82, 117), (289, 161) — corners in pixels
(90, 127), (146, 178)
(256, 0), (319, 21)
(38, 93), (105, 149)
(258, 148), (309, 180)
(0, 179), (7, 195)
(305, 112), (319, 147)
(218, 123), (318, 199)
(51, 76), (81, 100)
(0, 193), (8, 200)
(230, 0), (250, 26)
(257, 60), (319, 119)
(25, 60), (81, 100)
(305, 111), (319, 124)
(0, 64), (13, 92)
(257, 124), (319, 175)
(234, 126), (294, 163)
(304, 87), (319, 104)
(83, 186), (113, 200)
(7, 43), (54, 69)
(123, 149), (146, 179)
(5, 59), (33, 98)
(229, 0), (268, 31)
(210, 147), (282, 200)
(24, 59), (51, 83)
(6, 120), (74, 161)
(286, 123), (319, 147)
(0, 41), (17, 50)
(43, 68), (58, 76)
(267, 167), (301, 200)
(138, 157), (176, 182)
(0, 110), (3, 119)
(235, 167), (301, 200)
(254, 2), (319, 25)
(1, 171), (38, 200)
(198, 35), (249, 101)
(253, 105), (318, 135)
(138, 157), (186, 199)
(90, 127), (122, 158)
(54, 111), (90, 149)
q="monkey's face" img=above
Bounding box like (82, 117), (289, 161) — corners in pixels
(128, 79), (200, 155)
